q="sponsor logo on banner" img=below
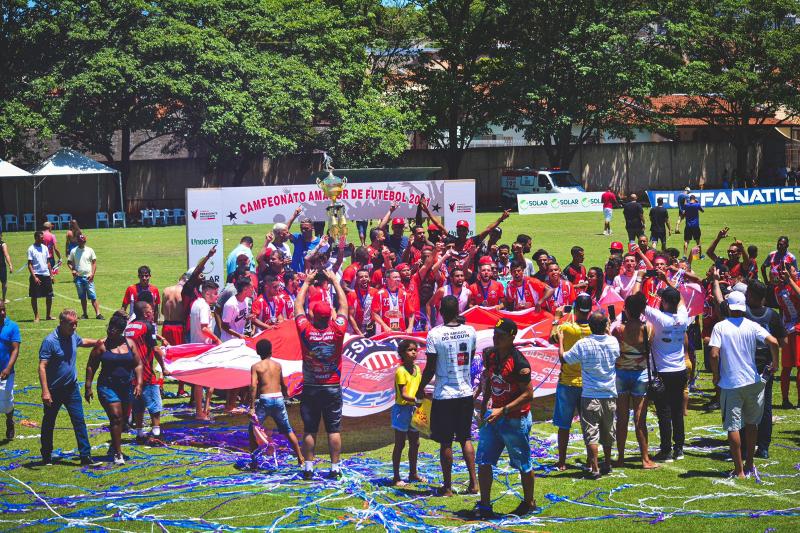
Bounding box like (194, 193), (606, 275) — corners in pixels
(518, 192), (604, 214)
(647, 187), (800, 208)
(191, 209), (217, 221)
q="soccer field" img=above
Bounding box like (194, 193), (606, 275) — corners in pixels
(0, 204), (799, 531)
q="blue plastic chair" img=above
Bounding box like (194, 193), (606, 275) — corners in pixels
(140, 209), (155, 226)
(3, 214), (18, 231)
(96, 212), (109, 228)
(161, 208), (173, 225)
(152, 209), (167, 225)
(173, 208), (186, 224)
(59, 213), (73, 229)
(22, 213), (34, 230)
(112, 211), (126, 228)
(46, 214), (61, 229)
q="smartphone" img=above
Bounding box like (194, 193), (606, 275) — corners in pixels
(645, 269), (657, 277)
(620, 310), (627, 323)
(607, 305), (617, 321)
(563, 305), (573, 314)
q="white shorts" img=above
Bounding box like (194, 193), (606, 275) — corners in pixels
(721, 381), (765, 432)
(0, 373), (13, 414)
(604, 208), (613, 222)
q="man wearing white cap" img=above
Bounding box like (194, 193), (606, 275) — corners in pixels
(708, 291), (780, 479)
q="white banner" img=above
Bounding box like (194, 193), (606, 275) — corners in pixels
(186, 189), (225, 284)
(186, 180), (476, 272)
(517, 192), (604, 215)
(443, 180), (477, 237)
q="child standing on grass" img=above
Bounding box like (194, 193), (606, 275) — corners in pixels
(391, 339), (424, 487)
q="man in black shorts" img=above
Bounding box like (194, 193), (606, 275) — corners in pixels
(649, 197), (671, 250)
(622, 194), (645, 243)
(294, 269), (349, 480)
(417, 295), (478, 496)
(27, 231), (54, 322)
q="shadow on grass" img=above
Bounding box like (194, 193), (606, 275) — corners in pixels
(678, 469), (729, 479)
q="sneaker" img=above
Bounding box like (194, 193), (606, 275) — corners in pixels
(81, 313), (89, 319)
(672, 447), (685, 460)
(96, 314), (105, 320)
(468, 503), (495, 520)
(781, 399), (795, 409)
(510, 501), (536, 517)
(754, 448), (769, 459)
(113, 454), (125, 465)
(80, 456), (103, 467)
(41, 456), (53, 466)
(706, 400), (720, 411)
(653, 449), (673, 462)
(302, 470), (314, 481)
(327, 469), (342, 480)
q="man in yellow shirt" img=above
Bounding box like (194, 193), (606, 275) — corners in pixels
(392, 339), (424, 486)
(550, 293), (592, 470)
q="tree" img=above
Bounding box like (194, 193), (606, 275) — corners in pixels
(661, 0), (800, 181)
(495, 0), (669, 169)
(410, 0), (502, 177)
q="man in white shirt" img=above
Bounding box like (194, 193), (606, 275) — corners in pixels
(27, 231), (53, 322)
(638, 284), (690, 462)
(709, 291), (780, 479)
(221, 278), (254, 341)
(67, 234), (104, 320)
(417, 295), (478, 497)
(189, 281), (220, 421)
(558, 311), (620, 479)
(268, 223), (292, 258)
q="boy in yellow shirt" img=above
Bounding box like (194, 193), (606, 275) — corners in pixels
(392, 339), (424, 486)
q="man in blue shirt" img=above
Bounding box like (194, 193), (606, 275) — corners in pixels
(682, 195), (704, 258)
(0, 302), (21, 441)
(674, 186), (690, 234)
(225, 237), (255, 278)
(38, 308), (101, 466)
(290, 218), (320, 273)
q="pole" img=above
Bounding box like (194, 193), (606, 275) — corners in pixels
(33, 177), (37, 230)
(117, 171), (126, 228)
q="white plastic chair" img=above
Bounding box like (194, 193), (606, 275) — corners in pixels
(112, 211), (126, 228)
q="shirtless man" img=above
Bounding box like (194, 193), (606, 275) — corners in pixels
(248, 339), (304, 470)
(162, 245), (216, 397)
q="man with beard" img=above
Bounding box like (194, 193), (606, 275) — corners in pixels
(543, 263), (577, 313)
(403, 225), (430, 267)
(761, 236), (797, 281)
(469, 259), (504, 309)
(251, 275), (293, 332)
(347, 269), (377, 336)
(289, 217), (320, 273)
(707, 227), (749, 281)
(373, 269), (416, 334)
(504, 260), (552, 311)
(428, 267), (473, 327)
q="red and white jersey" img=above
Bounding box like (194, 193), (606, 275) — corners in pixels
(433, 284), (473, 326)
(775, 284), (800, 329)
(504, 276), (547, 310)
(401, 279), (421, 315)
(372, 286), (415, 331)
(347, 287), (377, 330)
(469, 280), (504, 307)
(307, 282), (334, 306)
(251, 293), (292, 325)
(122, 283), (161, 310)
(544, 279), (576, 311)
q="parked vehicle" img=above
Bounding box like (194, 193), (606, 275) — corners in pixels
(501, 168), (585, 208)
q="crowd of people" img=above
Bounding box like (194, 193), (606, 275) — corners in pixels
(0, 194), (796, 520)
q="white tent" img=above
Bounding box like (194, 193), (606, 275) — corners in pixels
(0, 159), (32, 219)
(32, 148), (125, 227)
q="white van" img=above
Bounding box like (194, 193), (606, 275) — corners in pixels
(501, 168), (585, 208)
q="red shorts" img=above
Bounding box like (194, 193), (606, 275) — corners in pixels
(782, 329), (800, 368)
(161, 322), (185, 346)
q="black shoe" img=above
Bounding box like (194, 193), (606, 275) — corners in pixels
(302, 470), (314, 480)
(468, 503), (495, 520)
(672, 447), (685, 460)
(706, 400), (720, 411)
(5, 416), (14, 440)
(81, 313), (89, 319)
(653, 449), (673, 462)
(80, 456), (102, 467)
(781, 399), (795, 409)
(754, 448), (769, 459)
(41, 455), (53, 466)
(96, 314), (105, 320)
(600, 462), (612, 475)
(510, 501), (536, 517)
(327, 469), (342, 480)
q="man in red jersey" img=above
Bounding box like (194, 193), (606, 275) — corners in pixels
(469, 259), (504, 310)
(251, 275), (292, 332)
(372, 269), (416, 333)
(294, 269), (349, 480)
(122, 266), (161, 322)
(504, 260), (552, 311)
(347, 269), (377, 336)
(543, 263), (576, 313)
(601, 187), (618, 236)
(775, 267), (800, 409)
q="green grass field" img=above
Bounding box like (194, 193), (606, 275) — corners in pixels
(1, 205), (799, 531)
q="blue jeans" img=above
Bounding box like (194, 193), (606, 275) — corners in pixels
(41, 383), (92, 459)
(255, 396), (294, 434)
(74, 276), (97, 301)
(477, 412), (533, 472)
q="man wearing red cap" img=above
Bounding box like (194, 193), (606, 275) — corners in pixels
(294, 269), (349, 480)
(609, 241), (624, 259)
(448, 210), (511, 255)
(470, 259), (504, 309)
(372, 269), (416, 333)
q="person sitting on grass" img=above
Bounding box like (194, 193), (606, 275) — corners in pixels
(391, 339), (425, 487)
(248, 339), (304, 471)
